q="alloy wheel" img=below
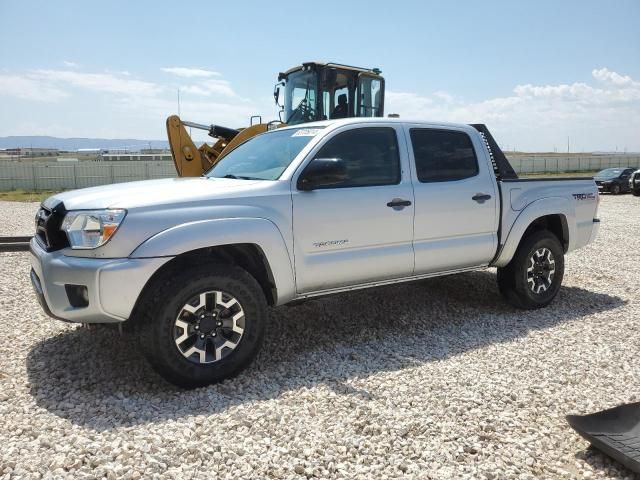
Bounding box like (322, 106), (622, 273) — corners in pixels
(173, 290), (245, 364)
(527, 247), (556, 294)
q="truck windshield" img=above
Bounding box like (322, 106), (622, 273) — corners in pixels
(206, 127), (324, 180)
(284, 70), (317, 125)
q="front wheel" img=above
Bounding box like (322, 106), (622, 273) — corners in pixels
(137, 263), (267, 388)
(497, 230), (565, 309)
(611, 184), (621, 195)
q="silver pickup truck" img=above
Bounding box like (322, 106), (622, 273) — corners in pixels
(30, 118), (600, 387)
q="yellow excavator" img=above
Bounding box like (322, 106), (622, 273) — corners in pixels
(167, 62), (385, 177)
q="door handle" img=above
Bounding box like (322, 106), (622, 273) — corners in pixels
(472, 193), (492, 203)
(387, 198), (412, 208)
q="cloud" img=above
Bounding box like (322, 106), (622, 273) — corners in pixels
(0, 65), (269, 139)
(30, 69), (162, 97)
(161, 67), (221, 78)
(0, 74), (69, 102)
(4, 64), (634, 149)
(592, 67), (640, 87)
(63, 60), (79, 68)
(181, 79), (237, 98)
(386, 68), (640, 151)
(105, 94), (265, 140)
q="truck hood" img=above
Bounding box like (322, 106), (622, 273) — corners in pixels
(47, 177), (264, 210)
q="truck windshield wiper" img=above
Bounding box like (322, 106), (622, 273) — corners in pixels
(220, 174), (263, 180)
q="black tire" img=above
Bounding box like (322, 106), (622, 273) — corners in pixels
(633, 188), (640, 197)
(611, 184), (621, 195)
(137, 263), (267, 388)
(497, 230), (565, 310)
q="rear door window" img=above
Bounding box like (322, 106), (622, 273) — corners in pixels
(410, 129), (479, 182)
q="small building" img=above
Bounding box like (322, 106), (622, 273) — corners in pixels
(76, 148), (103, 154)
(21, 148), (59, 157)
(140, 148), (169, 154)
(98, 153), (173, 162)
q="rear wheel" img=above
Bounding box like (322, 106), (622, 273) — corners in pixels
(137, 263), (267, 388)
(633, 188), (640, 197)
(497, 230), (564, 309)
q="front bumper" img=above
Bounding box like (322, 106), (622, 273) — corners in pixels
(30, 238), (171, 323)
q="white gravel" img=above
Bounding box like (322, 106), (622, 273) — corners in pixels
(0, 201), (39, 236)
(0, 195), (639, 479)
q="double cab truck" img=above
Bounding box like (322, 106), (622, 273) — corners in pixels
(30, 118), (600, 387)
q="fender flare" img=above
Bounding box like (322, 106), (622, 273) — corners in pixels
(493, 196), (574, 268)
(130, 217), (296, 305)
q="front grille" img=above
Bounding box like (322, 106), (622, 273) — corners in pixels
(35, 201), (69, 251)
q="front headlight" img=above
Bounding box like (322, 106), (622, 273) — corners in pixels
(61, 209), (126, 249)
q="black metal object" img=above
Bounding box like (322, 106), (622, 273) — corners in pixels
(180, 120), (240, 142)
(469, 124), (518, 180)
(0, 236), (32, 252)
(472, 193), (492, 203)
(35, 201), (68, 251)
(386, 199), (412, 208)
(567, 403), (640, 473)
(208, 125), (240, 141)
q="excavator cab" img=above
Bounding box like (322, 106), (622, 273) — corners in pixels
(274, 62), (385, 124)
(168, 62), (385, 177)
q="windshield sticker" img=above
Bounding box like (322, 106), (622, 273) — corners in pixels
(291, 129), (321, 137)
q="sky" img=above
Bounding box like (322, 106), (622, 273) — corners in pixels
(0, 0), (639, 152)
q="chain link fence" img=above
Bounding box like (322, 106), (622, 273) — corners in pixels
(507, 155), (640, 174)
(0, 156), (639, 192)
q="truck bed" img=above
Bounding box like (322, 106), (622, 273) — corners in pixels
(495, 177), (600, 266)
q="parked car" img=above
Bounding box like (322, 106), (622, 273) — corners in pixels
(594, 167), (635, 194)
(630, 169), (640, 196)
(30, 118), (601, 388)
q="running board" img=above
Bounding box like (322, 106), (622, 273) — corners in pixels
(567, 402), (640, 473)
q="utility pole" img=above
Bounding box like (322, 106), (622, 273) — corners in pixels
(567, 136), (570, 154)
(177, 88), (181, 117)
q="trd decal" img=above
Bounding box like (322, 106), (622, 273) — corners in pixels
(572, 193), (596, 200)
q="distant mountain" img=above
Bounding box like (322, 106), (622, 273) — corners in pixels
(0, 136), (169, 151)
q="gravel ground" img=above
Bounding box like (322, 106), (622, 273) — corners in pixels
(0, 195), (638, 479)
(0, 201), (39, 236)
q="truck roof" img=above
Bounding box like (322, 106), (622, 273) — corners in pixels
(280, 117), (479, 131)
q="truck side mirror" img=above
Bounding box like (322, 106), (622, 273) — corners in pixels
(273, 84), (283, 108)
(298, 158), (348, 191)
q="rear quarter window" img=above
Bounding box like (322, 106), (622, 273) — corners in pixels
(410, 129), (479, 182)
